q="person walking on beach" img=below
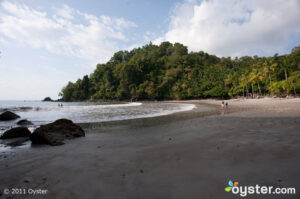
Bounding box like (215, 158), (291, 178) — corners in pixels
(221, 101), (225, 109)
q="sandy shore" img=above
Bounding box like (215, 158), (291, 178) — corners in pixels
(1, 98), (300, 199)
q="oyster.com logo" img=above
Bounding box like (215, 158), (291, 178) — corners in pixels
(225, 180), (238, 192)
(224, 180), (296, 197)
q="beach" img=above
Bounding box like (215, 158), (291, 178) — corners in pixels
(1, 98), (300, 199)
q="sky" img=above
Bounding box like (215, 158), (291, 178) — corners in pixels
(0, 0), (300, 100)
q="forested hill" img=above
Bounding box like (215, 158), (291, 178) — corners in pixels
(60, 42), (300, 101)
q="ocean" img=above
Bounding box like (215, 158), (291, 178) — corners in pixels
(0, 100), (195, 133)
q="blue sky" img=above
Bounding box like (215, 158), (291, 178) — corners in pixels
(0, 0), (300, 100)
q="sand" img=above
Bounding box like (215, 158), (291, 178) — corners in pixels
(0, 98), (300, 199)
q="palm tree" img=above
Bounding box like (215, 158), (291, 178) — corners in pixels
(281, 56), (290, 81)
(248, 70), (256, 98)
(249, 66), (263, 97)
(280, 55), (298, 95)
(263, 57), (277, 85)
(240, 74), (248, 98)
(288, 71), (300, 96)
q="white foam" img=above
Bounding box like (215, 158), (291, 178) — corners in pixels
(81, 103), (196, 122)
(38, 102), (142, 111)
(138, 103), (196, 118)
(0, 102), (196, 127)
(98, 102), (142, 108)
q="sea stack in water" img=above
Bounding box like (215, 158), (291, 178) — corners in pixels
(0, 111), (20, 121)
(30, 119), (85, 146)
(0, 127), (31, 139)
(42, 97), (53, 102)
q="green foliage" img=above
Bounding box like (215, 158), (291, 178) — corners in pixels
(60, 42), (300, 101)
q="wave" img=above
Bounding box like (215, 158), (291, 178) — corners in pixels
(0, 107), (33, 112)
(0, 102), (143, 113)
(82, 103), (196, 122)
(42, 102), (142, 111)
(128, 103), (196, 119)
(0, 102), (196, 129)
(97, 102), (142, 108)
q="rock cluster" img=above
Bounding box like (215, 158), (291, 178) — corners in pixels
(0, 127), (31, 139)
(0, 111), (20, 121)
(0, 111), (85, 146)
(42, 97), (53, 102)
(30, 119), (85, 146)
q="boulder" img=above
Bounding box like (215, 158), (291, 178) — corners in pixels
(17, 119), (33, 126)
(0, 111), (20, 121)
(0, 127), (31, 139)
(30, 119), (85, 146)
(42, 97), (53, 102)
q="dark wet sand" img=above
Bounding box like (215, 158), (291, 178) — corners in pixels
(1, 99), (300, 199)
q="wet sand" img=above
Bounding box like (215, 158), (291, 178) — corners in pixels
(1, 98), (300, 199)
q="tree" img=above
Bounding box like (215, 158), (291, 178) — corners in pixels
(60, 42), (300, 101)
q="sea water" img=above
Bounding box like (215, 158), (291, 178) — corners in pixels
(0, 101), (195, 133)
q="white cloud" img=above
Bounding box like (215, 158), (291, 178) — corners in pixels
(100, 15), (137, 31)
(54, 5), (74, 19)
(0, 1), (137, 64)
(158, 0), (300, 57)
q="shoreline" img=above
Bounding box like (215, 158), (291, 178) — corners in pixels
(79, 96), (300, 128)
(1, 98), (300, 198)
(0, 101), (200, 135)
(51, 95), (299, 102)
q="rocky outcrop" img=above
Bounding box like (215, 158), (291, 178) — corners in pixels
(0, 127), (31, 139)
(29, 119), (85, 146)
(0, 111), (20, 121)
(17, 119), (33, 126)
(42, 97), (53, 102)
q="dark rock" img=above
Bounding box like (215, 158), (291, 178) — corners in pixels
(17, 119), (33, 126)
(0, 127), (31, 139)
(30, 119), (85, 146)
(42, 97), (53, 102)
(0, 111), (20, 121)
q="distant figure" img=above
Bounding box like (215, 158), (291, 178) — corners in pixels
(221, 101), (225, 109)
(61, 104), (63, 107)
(225, 102), (228, 108)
